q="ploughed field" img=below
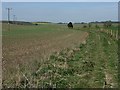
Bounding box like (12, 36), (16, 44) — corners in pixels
(2, 23), (118, 88)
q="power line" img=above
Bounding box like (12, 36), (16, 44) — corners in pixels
(13, 15), (16, 21)
(6, 8), (12, 24)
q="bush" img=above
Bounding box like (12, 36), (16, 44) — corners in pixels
(35, 23), (38, 25)
(83, 25), (87, 28)
(67, 22), (73, 29)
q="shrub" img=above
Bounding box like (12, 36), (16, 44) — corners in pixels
(83, 25), (87, 28)
(67, 22), (73, 29)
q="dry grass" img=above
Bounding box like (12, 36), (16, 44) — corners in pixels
(2, 23), (88, 87)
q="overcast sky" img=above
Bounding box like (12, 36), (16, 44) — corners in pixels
(2, 2), (118, 23)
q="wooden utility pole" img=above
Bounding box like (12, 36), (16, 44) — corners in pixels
(6, 8), (12, 31)
(13, 15), (16, 24)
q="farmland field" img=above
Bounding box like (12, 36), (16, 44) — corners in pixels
(2, 23), (118, 88)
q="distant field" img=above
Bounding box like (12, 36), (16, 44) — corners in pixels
(2, 23), (118, 88)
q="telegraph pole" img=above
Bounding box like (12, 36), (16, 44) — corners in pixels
(13, 15), (16, 24)
(6, 8), (12, 31)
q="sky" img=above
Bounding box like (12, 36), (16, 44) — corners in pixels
(2, 2), (118, 23)
(1, 0), (120, 2)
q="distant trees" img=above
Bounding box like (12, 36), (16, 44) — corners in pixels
(67, 22), (73, 28)
(81, 22), (85, 24)
(58, 22), (66, 24)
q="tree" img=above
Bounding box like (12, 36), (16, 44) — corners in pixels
(35, 23), (38, 25)
(67, 22), (73, 29)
